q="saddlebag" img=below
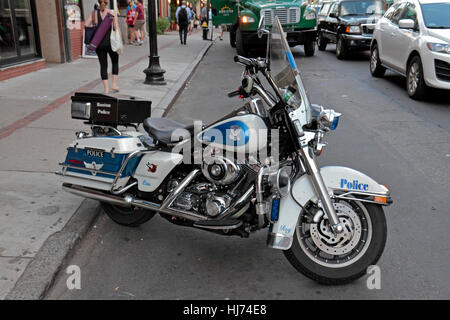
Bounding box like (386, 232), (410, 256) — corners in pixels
(60, 135), (146, 191)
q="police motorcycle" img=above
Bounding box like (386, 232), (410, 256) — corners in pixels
(58, 16), (391, 284)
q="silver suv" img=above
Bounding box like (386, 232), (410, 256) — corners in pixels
(370, 0), (450, 99)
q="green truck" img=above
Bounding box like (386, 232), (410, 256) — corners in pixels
(211, 0), (318, 57)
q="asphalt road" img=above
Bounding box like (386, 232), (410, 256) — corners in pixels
(46, 33), (450, 300)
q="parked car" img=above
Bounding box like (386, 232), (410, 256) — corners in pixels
(370, 0), (450, 99)
(317, 0), (384, 59)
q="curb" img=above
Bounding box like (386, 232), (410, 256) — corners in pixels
(158, 39), (215, 117)
(4, 38), (215, 301)
(5, 199), (100, 300)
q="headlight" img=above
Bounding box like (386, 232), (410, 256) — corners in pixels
(427, 42), (450, 54)
(345, 26), (361, 34)
(241, 16), (255, 24)
(304, 12), (316, 20)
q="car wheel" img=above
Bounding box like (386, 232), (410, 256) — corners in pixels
(304, 41), (316, 56)
(407, 56), (427, 100)
(318, 32), (327, 51)
(370, 44), (386, 77)
(236, 27), (249, 57)
(336, 36), (347, 60)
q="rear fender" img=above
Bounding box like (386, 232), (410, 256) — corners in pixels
(267, 166), (391, 250)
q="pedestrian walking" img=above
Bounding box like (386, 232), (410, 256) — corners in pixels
(219, 25), (226, 40)
(134, 0), (146, 45)
(85, 0), (121, 94)
(176, 1), (191, 45)
(126, 0), (138, 45)
(188, 5), (195, 34)
(194, 13), (199, 29)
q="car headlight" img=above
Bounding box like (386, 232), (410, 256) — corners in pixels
(304, 12), (316, 20)
(345, 26), (361, 34)
(241, 16), (255, 24)
(427, 42), (450, 54)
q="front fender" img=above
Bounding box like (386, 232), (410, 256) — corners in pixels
(267, 166), (391, 250)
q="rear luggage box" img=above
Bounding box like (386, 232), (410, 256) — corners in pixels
(71, 92), (151, 126)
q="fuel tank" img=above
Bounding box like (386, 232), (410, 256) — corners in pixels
(196, 114), (268, 154)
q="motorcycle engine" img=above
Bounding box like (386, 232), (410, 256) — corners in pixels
(202, 155), (241, 185)
(172, 182), (234, 217)
(171, 156), (257, 218)
(205, 192), (233, 217)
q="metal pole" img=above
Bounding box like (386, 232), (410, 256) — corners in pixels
(144, 0), (166, 85)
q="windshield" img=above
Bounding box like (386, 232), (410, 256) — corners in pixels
(421, 2), (450, 29)
(269, 17), (312, 126)
(340, 0), (384, 16)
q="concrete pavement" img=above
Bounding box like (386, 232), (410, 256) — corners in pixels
(0, 30), (213, 299)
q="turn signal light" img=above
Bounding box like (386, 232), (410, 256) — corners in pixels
(345, 26), (361, 34)
(373, 196), (387, 204)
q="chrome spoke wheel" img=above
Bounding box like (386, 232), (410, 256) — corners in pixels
(297, 200), (372, 268)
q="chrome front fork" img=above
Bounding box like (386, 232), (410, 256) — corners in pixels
(298, 142), (344, 234)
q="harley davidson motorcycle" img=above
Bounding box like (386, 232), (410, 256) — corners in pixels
(58, 17), (391, 284)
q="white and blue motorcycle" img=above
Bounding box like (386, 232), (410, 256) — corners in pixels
(58, 17), (391, 284)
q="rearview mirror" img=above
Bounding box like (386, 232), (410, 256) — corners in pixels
(329, 12), (337, 18)
(399, 19), (415, 29)
(257, 16), (270, 38)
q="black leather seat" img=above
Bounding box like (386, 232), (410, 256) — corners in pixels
(143, 117), (194, 145)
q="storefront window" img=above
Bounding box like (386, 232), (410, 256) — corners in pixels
(0, 0), (16, 60)
(0, 0), (40, 67)
(15, 0), (37, 56)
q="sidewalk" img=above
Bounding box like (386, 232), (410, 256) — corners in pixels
(0, 31), (214, 299)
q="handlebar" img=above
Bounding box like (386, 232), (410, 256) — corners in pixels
(234, 55), (266, 70)
(234, 55), (254, 66)
(227, 89), (241, 98)
(230, 55), (277, 107)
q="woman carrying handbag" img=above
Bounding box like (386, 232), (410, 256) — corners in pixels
(85, 0), (122, 94)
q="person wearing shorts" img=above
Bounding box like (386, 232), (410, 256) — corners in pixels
(126, 0), (138, 44)
(134, 0), (145, 45)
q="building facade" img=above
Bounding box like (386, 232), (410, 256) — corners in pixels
(0, 0), (168, 81)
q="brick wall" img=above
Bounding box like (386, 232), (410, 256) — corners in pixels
(0, 59), (46, 82)
(70, 21), (84, 60)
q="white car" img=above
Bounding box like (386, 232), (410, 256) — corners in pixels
(370, 0), (450, 99)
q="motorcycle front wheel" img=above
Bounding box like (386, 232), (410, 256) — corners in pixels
(284, 200), (387, 285)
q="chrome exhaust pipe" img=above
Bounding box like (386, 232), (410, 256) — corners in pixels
(62, 183), (207, 222)
(63, 184), (128, 207)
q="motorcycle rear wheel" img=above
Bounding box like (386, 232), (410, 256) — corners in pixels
(101, 202), (156, 227)
(283, 200), (387, 285)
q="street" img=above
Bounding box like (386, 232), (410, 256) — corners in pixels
(46, 33), (450, 300)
